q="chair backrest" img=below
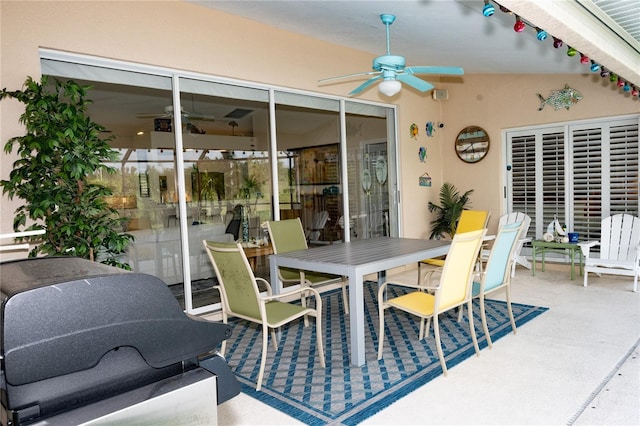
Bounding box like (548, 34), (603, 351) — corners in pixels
(267, 218), (309, 254)
(499, 212), (531, 241)
(456, 210), (490, 235)
(306, 211), (330, 240)
(483, 221), (523, 291)
(203, 240), (262, 320)
(437, 228), (486, 311)
(599, 214), (640, 261)
(224, 205), (244, 240)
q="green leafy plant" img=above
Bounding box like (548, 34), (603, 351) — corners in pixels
(0, 76), (132, 268)
(428, 182), (474, 239)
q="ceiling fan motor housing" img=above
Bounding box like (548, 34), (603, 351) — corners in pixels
(373, 55), (406, 71)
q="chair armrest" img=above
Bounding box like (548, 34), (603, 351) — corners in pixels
(260, 284), (322, 302)
(578, 240), (600, 256)
(255, 277), (273, 295)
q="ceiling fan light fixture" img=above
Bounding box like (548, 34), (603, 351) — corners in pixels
(378, 79), (401, 96)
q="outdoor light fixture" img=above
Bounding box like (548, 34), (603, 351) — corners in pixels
(535, 28), (547, 41)
(378, 79), (401, 96)
(482, 0), (495, 16)
(476, 1), (637, 103)
(513, 16), (526, 32)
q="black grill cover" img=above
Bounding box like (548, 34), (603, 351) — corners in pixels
(0, 257), (237, 425)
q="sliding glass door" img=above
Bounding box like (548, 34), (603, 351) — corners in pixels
(40, 52), (399, 314)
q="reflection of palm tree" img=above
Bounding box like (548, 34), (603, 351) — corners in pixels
(240, 175), (262, 214)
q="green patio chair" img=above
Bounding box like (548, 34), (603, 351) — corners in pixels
(203, 240), (325, 391)
(267, 218), (349, 315)
(472, 221), (524, 348)
(378, 229), (486, 376)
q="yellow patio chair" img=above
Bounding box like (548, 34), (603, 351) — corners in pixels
(267, 218), (349, 314)
(418, 210), (490, 284)
(471, 221), (523, 348)
(377, 228), (486, 376)
(203, 240), (325, 391)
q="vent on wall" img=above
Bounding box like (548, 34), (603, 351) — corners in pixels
(432, 89), (449, 101)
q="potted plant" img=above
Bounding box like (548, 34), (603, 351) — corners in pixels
(428, 182), (474, 239)
(0, 76), (132, 268)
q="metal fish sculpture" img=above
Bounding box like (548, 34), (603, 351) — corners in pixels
(537, 84), (583, 111)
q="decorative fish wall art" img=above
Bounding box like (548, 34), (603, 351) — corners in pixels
(537, 84), (583, 111)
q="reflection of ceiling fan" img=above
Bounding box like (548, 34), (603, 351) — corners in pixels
(136, 105), (218, 122)
(319, 14), (464, 97)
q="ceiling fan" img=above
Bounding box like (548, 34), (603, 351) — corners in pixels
(136, 105), (218, 122)
(319, 14), (464, 97)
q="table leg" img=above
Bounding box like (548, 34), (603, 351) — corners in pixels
(570, 248), (575, 280)
(348, 269), (366, 366)
(532, 245), (537, 276)
(269, 257), (279, 292)
(579, 250), (584, 276)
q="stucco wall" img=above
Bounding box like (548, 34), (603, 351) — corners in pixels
(1, 1), (638, 242)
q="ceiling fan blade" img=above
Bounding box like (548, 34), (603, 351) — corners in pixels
(396, 74), (434, 92)
(185, 112), (218, 122)
(404, 66), (464, 75)
(319, 70), (381, 84)
(136, 113), (170, 119)
(349, 75), (383, 95)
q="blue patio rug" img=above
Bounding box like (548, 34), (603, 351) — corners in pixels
(223, 282), (548, 425)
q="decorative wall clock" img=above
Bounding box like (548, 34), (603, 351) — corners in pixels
(455, 125), (490, 163)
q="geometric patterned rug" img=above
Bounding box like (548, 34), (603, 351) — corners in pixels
(224, 282), (548, 425)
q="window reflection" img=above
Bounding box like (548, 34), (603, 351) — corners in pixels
(45, 62), (396, 314)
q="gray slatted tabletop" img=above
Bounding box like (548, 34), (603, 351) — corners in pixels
(269, 237), (450, 366)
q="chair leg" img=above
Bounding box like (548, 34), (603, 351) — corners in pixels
(506, 285), (517, 335)
(479, 294), (493, 348)
(257, 324), (270, 391)
(220, 311), (228, 356)
(341, 277), (349, 314)
(467, 299), (480, 356)
(433, 315), (448, 376)
(583, 270), (589, 287)
(301, 286), (310, 327)
(377, 304), (386, 360)
(634, 272), (638, 293)
(270, 328), (278, 350)
(315, 312), (326, 368)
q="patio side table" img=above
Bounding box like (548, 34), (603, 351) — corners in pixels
(531, 240), (584, 280)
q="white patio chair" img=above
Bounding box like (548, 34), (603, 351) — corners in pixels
(579, 214), (640, 292)
(490, 212), (531, 277)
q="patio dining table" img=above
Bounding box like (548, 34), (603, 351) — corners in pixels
(269, 237), (451, 366)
